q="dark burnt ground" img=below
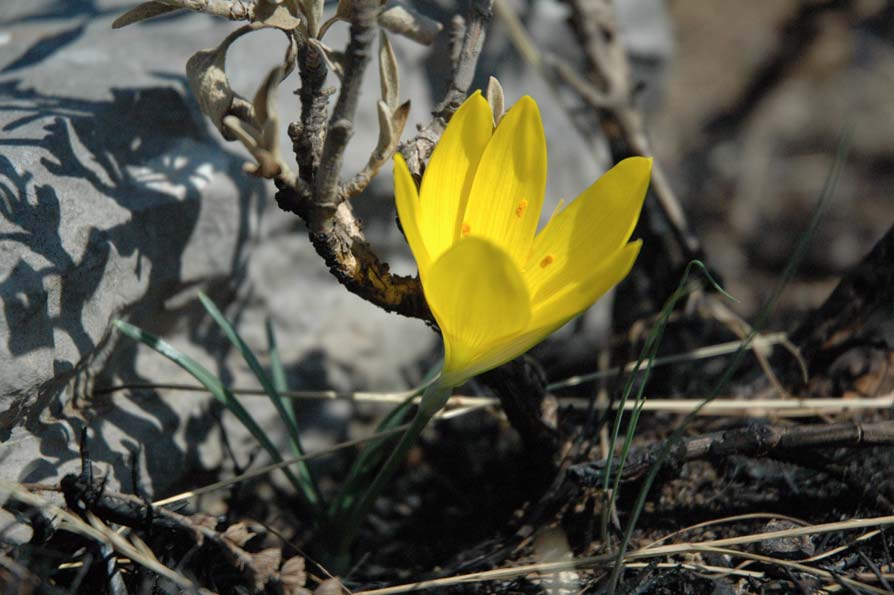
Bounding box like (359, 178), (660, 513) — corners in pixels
(6, 249), (893, 594)
(4, 2), (894, 594)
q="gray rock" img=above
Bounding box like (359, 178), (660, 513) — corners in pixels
(0, 3), (265, 494)
(0, 0), (671, 499)
(0, 1), (440, 498)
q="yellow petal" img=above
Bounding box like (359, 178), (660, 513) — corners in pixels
(462, 96), (547, 267)
(456, 242), (641, 375)
(425, 237), (531, 385)
(419, 91), (493, 261)
(531, 240), (642, 332)
(394, 153), (431, 277)
(525, 157), (651, 302)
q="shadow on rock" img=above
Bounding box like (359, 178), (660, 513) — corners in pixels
(0, 76), (264, 493)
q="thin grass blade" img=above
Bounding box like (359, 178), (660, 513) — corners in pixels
(265, 317), (294, 423)
(328, 365), (441, 520)
(113, 320), (307, 498)
(605, 129), (852, 594)
(327, 392), (417, 519)
(197, 293), (321, 509)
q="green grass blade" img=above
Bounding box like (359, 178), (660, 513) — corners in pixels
(113, 320), (307, 498)
(266, 317), (288, 393)
(197, 293), (321, 509)
(265, 317), (294, 424)
(600, 261), (722, 543)
(604, 129), (852, 594)
(327, 365), (441, 520)
(335, 382), (453, 564)
(327, 391), (417, 519)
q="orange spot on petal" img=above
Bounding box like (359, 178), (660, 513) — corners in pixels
(461, 223), (471, 237)
(539, 254), (555, 268)
(515, 199), (529, 218)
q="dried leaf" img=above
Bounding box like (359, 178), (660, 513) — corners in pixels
(298, 0), (324, 37)
(185, 26), (254, 138)
(280, 556), (307, 593)
(186, 48), (235, 134)
(223, 66), (290, 180)
(486, 76), (505, 125)
(378, 2), (442, 46)
(378, 31), (399, 111)
(282, 30), (300, 79)
(374, 100), (395, 157)
(244, 21), (299, 80)
(252, 65), (283, 125)
(314, 578), (345, 595)
(112, 1), (183, 29)
(344, 99), (410, 198)
(318, 0), (353, 39)
(222, 114), (258, 146)
(222, 522), (255, 547)
(251, 547), (282, 587)
(254, 1), (304, 31)
(391, 99), (411, 140)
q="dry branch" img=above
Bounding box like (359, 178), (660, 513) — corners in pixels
(481, 356), (559, 458)
(779, 224), (894, 390)
(273, 0), (497, 321)
(348, 513), (894, 595)
(561, 0), (701, 262)
(399, 0), (494, 176)
(274, 0), (430, 320)
(570, 420), (894, 486)
(2, 480), (215, 594)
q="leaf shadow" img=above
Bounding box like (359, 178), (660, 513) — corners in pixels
(0, 75), (265, 494)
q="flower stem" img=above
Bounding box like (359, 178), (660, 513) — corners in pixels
(336, 382), (452, 560)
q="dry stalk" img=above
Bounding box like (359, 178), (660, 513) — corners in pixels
(275, 0), (496, 321)
(151, 404), (485, 507)
(571, 419), (894, 486)
(347, 514), (894, 595)
(0, 481), (214, 595)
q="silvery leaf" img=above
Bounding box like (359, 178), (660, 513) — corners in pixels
(486, 76), (505, 126)
(374, 100), (395, 157)
(112, 1), (183, 29)
(186, 28), (254, 138)
(378, 31), (399, 111)
(378, 2), (442, 46)
(297, 0), (323, 37)
(254, 1), (304, 31)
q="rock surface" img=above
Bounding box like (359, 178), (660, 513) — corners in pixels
(0, 0), (672, 497)
(0, 1), (268, 493)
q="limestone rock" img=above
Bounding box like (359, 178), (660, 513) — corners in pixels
(0, 3), (265, 493)
(0, 0), (672, 498)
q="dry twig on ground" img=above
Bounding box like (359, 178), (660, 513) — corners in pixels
(570, 419), (894, 487)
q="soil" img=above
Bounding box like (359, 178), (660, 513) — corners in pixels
(3, 1), (894, 594)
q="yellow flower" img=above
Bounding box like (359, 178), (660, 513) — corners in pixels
(395, 91), (652, 387)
